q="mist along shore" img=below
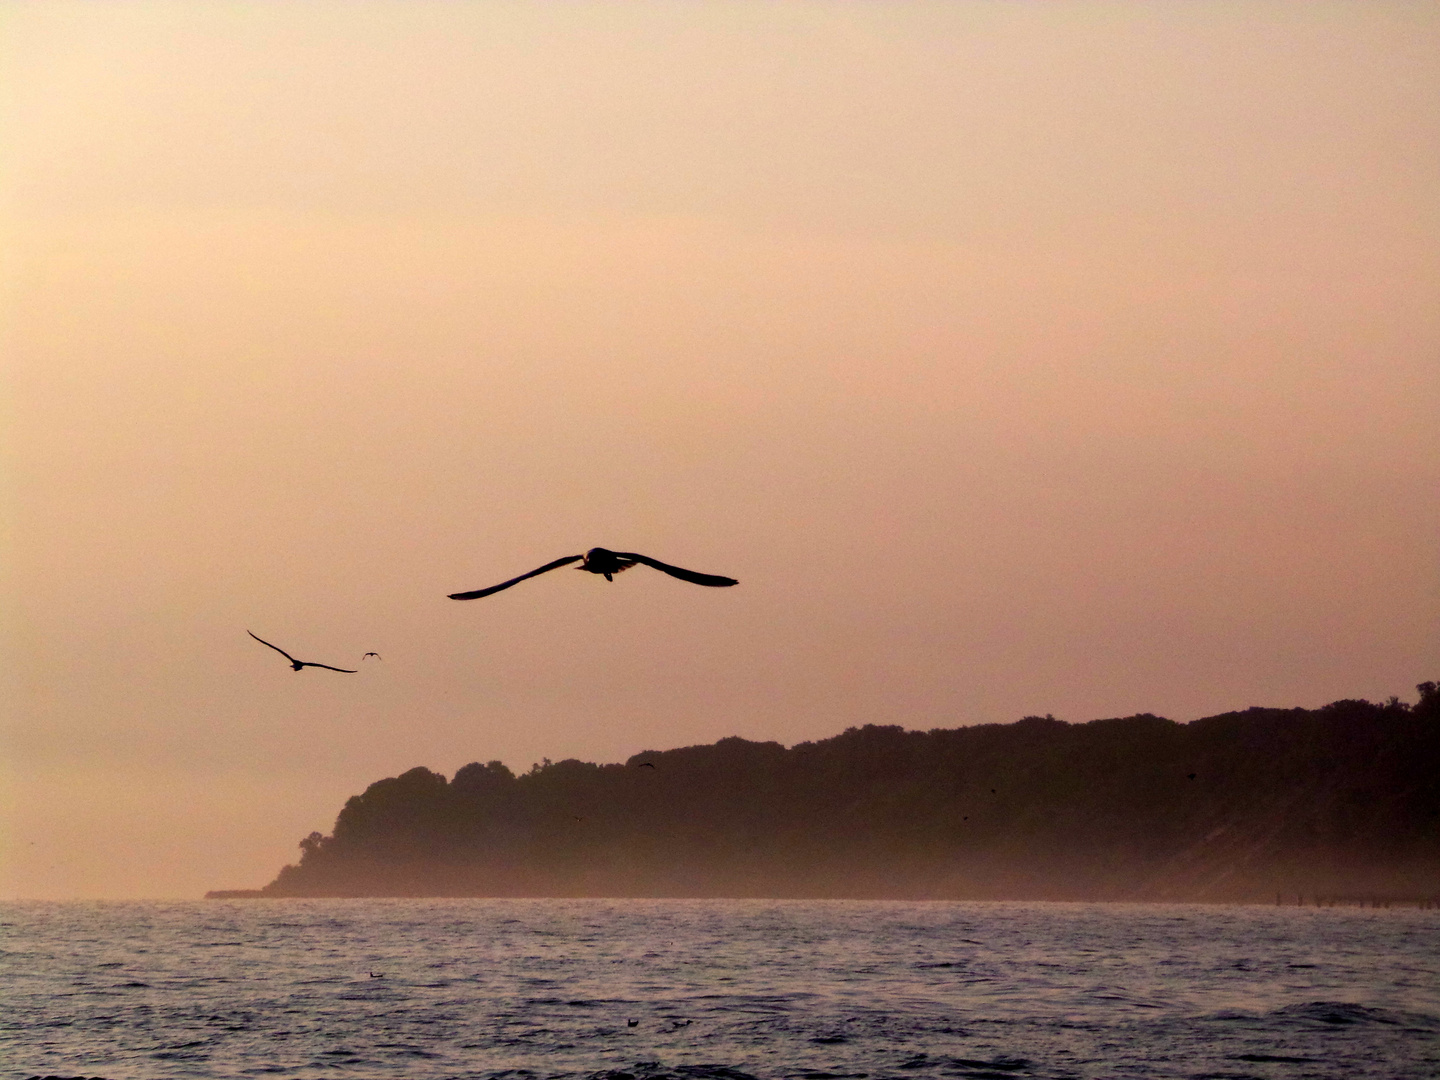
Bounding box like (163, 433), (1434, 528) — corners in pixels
(210, 684), (1440, 904)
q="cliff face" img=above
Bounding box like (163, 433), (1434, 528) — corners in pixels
(257, 684), (1440, 902)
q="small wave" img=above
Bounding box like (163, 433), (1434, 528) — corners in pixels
(898, 1053), (1030, 1075)
(1204, 1000), (1440, 1033)
(1273, 1002), (1402, 1026)
(586, 1067), (762, 1080)
(374, 1042), (442, 1058)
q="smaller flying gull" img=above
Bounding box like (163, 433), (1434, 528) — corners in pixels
(362, 652), (382, 661)
(248, 631), (357, 673)
(448, 547), (737, 600)
(637, 762), (656, 769)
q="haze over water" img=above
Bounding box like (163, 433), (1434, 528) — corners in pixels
(5, 2), (1437, 902)
(5, 899), (1438, 1080)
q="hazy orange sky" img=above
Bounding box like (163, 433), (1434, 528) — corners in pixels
(3, 2), (1437, 899)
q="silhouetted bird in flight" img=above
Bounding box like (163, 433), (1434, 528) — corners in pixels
(637, 762), (656, 769)
(448, 547), (738, 600)
(362, 652), (382, 661)
(247, 631), (357, 673)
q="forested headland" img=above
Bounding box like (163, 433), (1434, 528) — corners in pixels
(217, 683), (1440, 902)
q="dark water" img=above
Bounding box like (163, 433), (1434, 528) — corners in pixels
(3, 899), (1437, 1080)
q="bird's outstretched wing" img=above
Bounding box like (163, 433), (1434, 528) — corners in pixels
(248, 631), (298, 664)
(618, 552), (738, 588)
(448, 555), (584, 600)
(301, 662), (358, 674)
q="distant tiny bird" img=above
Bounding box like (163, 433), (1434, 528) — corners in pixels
(362, 652), (382, 661)
(637, 762), (656, 769)
(247, 631), (357, 673)
(448, 547), (738, 600)
(1187, 773), (1197, 780)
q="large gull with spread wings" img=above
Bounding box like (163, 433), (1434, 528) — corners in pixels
(448, 547), (737, 600)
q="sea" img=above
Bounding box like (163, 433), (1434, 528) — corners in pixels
(3, 899), (1437, 1080)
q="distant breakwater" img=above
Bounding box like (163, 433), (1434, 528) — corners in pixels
(213, 683), (1440, 903)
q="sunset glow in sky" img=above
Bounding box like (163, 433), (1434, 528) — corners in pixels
(4, 2), (1437, 898)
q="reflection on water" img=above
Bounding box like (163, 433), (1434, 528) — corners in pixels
(3, 899), (1438, 1079)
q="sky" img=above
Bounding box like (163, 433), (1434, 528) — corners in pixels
(2, 1), (1437, 899)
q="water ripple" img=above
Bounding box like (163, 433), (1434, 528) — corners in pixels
(3, 899), (1438, 1080)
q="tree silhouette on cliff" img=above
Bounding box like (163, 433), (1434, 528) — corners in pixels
(256, 683), (1440, 902)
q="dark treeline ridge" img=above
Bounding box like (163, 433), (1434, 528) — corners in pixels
(238, 683), (1439, 902)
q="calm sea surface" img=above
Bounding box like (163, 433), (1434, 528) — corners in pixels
(3, 899), (1437, 1080)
